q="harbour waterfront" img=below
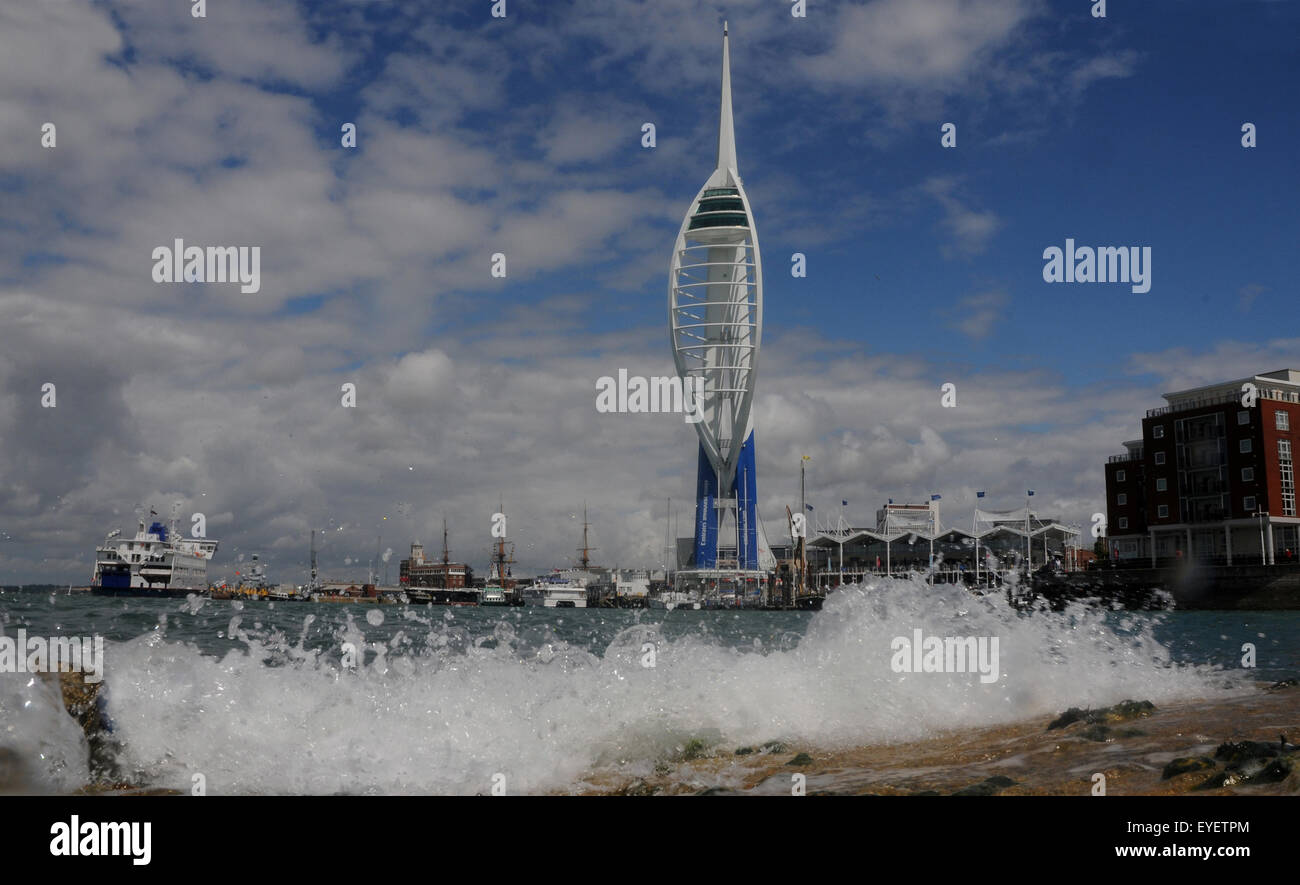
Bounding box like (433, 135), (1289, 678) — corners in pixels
(2, 580), (1296, 795)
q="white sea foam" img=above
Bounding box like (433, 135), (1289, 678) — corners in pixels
(0, 672), (90, 793)
(78, 579), (1246, 794)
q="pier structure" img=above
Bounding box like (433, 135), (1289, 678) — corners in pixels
(804, 498), (1082, 590)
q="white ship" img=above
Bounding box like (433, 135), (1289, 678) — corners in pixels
(91, 514), (218, 597)
(539, 571), (589, 608)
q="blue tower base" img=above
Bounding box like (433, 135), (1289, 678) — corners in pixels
(692, 431), (760, 569)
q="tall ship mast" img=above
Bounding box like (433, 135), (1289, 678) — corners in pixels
(577, 501), (597, 571)
(483, 500), (523, 606)
(309, 528), (319, 592)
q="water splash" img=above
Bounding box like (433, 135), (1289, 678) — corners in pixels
(24, 578), (1249, 794)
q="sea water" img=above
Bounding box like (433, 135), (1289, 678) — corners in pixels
(1, 579), (1296, 794)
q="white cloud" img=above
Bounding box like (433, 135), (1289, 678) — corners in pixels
(922, 176), (1002, 257)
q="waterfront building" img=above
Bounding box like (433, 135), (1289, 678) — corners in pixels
(1105, 368), (1300, 564)
(399, 540), (469, 588)
(806, 500), (1079, 586)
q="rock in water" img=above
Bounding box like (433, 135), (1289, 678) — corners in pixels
(54, 670), (122, 786)
(952, 775), (1017, 797)
(1048, 699), (1155, 731)
(1099, 700), (1156, 722)
(1047, 708), (1089, 730)
(1215, 740), (1282, 764)
(1195, 741), (1298, 790)
(1162, 757), (1216, 780)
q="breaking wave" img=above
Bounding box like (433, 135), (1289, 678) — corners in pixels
(2, 578), (1248, 794)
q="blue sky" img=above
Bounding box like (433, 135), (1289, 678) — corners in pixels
(0, 0), (1296, 582)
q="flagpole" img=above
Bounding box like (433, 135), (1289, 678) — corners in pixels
(838, 498), (844, 583)
(800, 456), (809, 602)
(1025, 492), (1031, 571)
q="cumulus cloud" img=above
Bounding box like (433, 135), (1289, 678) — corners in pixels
(0, 0), (1265, 586)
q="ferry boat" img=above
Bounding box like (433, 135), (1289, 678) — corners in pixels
(91, 514), (218, 597)
(539, 571), (589, 608)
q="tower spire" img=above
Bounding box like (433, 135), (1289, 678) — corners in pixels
(716, 23), (738, 174)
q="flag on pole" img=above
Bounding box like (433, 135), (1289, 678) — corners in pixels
(888, 498), (893, 504)
(931, 494), (941, 501)
(976, 491), (985, 498)
(842, 500), (848, 506)
(1027, 490), (1035, 496)
(805, 504), (814, 512)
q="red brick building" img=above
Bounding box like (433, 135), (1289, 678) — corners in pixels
(1105, 369), (1300, 564)
(399, 542), (468, 588)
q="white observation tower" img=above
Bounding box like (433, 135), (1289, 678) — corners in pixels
(669, 23), (774, 582)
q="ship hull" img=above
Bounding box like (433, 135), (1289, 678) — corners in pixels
(91, 585), (201, 598)
(405, 588), (482, 606)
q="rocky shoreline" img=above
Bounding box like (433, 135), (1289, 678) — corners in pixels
(588, 683), (1300, 796)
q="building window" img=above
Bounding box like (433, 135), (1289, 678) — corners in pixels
(1242, 467), (1254, 482)
(1118, 517), (1129, 530)
(1117, 493), (1127, 505)
(1244, 496), (1256, 512)
(1153, 425), (1165, 439)
(1116, 469), (1126, 482)
(1154, 451), (1166, 465)
(1238, 410), (1251, 425)
(1156, 478), (1167, 492)
(1280, 439), (1295, 517)
(1239, 439), (1252, 454)
(1158, 504), (1169, 518)
(1278, 411), (1291, 431)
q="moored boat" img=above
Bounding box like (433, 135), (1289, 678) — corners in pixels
(539, 571), (589, 608)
